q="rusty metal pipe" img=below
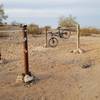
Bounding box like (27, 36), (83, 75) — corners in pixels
(22, 25), (30, 75)
(0, 52), (1, 61)
(45, 27), (48, 48)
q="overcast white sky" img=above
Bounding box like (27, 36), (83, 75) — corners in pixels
(0, 0), (100, 27)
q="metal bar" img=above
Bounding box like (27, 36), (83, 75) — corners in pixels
(0, 52), (1, 61)
(45, 27), (48, 48)
(22, 25), (29, 75)
(76, 24), (80, 49)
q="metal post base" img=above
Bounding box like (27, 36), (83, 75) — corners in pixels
(24, 74), (35, 83)
(71, 48), (84, 54)
(16, 73), (36, 84)
(44, 44), (48, 48)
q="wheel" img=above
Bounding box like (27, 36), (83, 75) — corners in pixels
(62, 32), (71, 39)
(48, 37), (58, 47)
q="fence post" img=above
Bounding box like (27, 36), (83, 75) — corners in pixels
(0, 51), (2, 64)
(45, 27), (48, 48)
(71, 24), (84, 54)
(0, 52), (1, 61)
(22, 25), (30, 75)
(16, 25), (35, 83)
(0, 49), (3, 64)
(77, 24), (80, 49)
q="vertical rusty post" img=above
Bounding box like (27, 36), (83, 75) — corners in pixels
(16, 25), (34, 83)
(77, 24), (80, 49)
(0, 48), (1, 60)
(0, 49), (3, 64)
(0, 52), (1, 61)
(45, 27), (48, 48)
(22, 25), (30, 75)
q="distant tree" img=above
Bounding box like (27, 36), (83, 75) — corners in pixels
(58, 15), (78, 27)
(0, 4), (8, 24)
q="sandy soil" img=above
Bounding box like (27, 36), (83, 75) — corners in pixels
(0, 32), (100, 100)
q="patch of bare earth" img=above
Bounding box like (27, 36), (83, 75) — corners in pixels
(0, 32), (100, 100)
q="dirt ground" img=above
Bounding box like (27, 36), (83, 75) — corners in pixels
(0, 32), (100, 100)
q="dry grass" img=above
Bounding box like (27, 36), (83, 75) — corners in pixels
(0, 25), (21, 38)
(80, 28), (100, 36)
(0, 25), (20, 30)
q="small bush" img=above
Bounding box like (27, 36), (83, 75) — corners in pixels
(28, 24), (41, 35)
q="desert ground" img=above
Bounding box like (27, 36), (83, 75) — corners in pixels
(0, 31), (100, 100)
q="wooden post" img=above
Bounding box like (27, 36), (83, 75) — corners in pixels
(22, 25), (30, 75)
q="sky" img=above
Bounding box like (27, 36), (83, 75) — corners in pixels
(0, 0), (100, 28)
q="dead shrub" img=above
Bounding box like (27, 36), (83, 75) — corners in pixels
(80, 28), (100, 36)
(28, 24), (41, 35)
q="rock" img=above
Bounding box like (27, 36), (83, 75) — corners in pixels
(24, 74), (34, 83)
(0, 60), (3, 64)
(82, 64), (91, 68)
(16, 74), (24, 84)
